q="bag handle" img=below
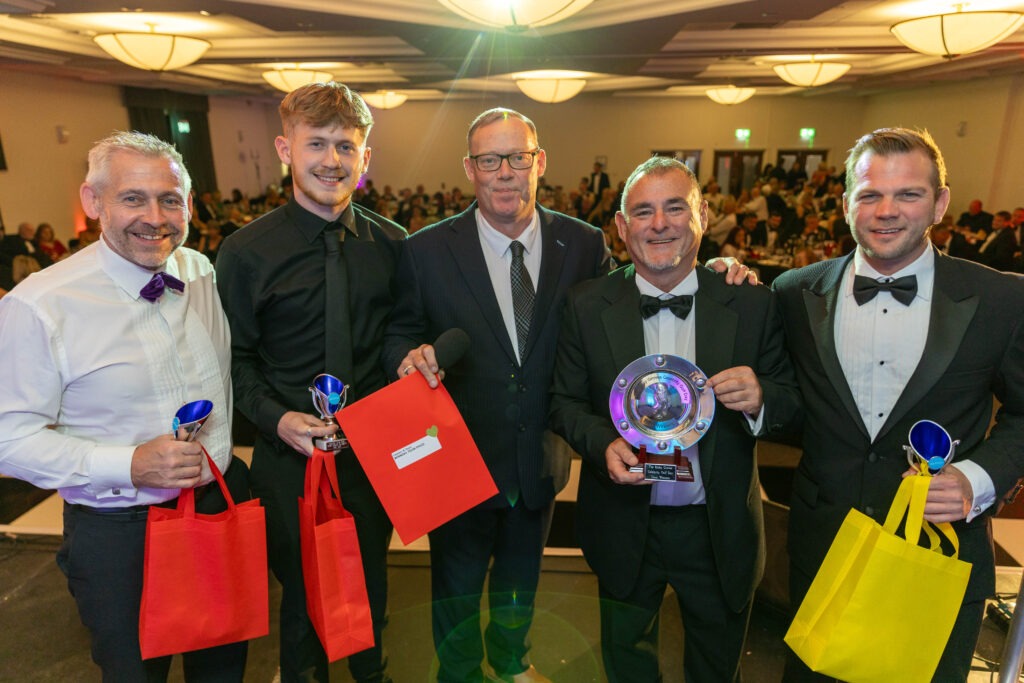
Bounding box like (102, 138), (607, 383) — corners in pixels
(177, 446), (235, 519)
(883, 470), (961, 559)
(303, 449), (344, 519)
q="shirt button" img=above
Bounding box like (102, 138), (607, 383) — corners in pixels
(879, 361), (885, 366)
(519, 425), (526, 433)
(867, 452), (878, 463)
(877, 412), (884, 418)
(112, 488), (121, 495)
(865, 506), (875, 516)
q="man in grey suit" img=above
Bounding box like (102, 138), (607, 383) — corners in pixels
(383, 108), (609, 683)
(774, 127), (1024, 680)
(548, 156), (801, 682)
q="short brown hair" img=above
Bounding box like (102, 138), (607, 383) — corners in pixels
(466, 108), (537, 153)
(620, 156), (700, 213)
(279, 82), (373, 138)
(846, 127), (947, 192)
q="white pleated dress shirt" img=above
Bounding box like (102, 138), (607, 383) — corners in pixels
(0, 236), (232, 507)
(834, 247), (993, 519)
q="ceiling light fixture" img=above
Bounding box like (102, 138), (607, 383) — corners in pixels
(705, 86), (756, 105)
(361, 91), (409, 110)
(93, 23), (210, 71)
(262, 68), (335, 93)
(438, 0), (593, 31)
(772, 57), (851, 87)
(514, 70), (587, 103)
(890, 7), (1024, 58)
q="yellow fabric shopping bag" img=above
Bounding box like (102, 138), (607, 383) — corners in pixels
(784, 472), (972, 682)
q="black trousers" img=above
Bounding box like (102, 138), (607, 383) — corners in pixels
(250, 438), (392, 683)
(428, 499), (553, 683)
(597, 505), (750, 683)
(782, 563), (984, 682)
(56, 458), (250, 683)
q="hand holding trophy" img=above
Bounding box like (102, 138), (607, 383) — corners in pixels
(309, 373), (349, 452)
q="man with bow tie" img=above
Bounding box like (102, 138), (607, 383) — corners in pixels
(773, 128), (1024, 681)
(0, 131), (244, 680)
(549, 156), (801, 682)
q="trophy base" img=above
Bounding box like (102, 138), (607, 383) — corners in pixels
(314, 435), (349, 452)
(629, 445), (694, 482)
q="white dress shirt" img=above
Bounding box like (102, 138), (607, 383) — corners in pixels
(476, 209), (542, 366)
(0, 236), (232, 507)
(834, 247), (994, 519)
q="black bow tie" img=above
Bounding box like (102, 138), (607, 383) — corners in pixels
(640, 294), (693, 320)
(852, 274), (917, 306)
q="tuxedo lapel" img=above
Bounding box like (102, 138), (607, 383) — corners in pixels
(444, 208), (518, 364)
(693, 269), (739, 482)
(525, 208), (569, 362)
(600, 266), (646, 371)
(802, 255), (870, 439)
(876, 252), (978, 442)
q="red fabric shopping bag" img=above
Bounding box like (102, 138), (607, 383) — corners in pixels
(139, 451), (269, 659)
(299, 449), (375, 661)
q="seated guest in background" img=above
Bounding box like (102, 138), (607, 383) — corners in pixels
(797, 213), (830, 245)
(11, 253), (41, 284)
(198, 220), (225, 264)
(786, 160), (807, 191)
(0, 130), (244, 681)
(34, 222), (68, 263)
(73, 217), (102, 253)
(708, 198), (738, 245)
(957, 198), (993, 235)
(977, 210), (1017, 272)
(721, 225), (748, 262)
(743, 184), (768, 222)
(1, 221), (52, 268)
(549, 155), (801, 683)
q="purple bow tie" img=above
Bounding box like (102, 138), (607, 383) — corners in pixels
(140, 272), (185, 302)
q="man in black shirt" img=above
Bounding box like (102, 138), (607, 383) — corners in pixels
(216, 82), (405, 683)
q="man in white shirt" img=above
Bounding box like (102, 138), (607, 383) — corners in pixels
(548, 156), (801, 682)
(0, 131), (243, 681)
(773, 127), (1024, 681)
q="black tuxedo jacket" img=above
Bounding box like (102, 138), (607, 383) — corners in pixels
(979, 228), (1018, 272)
(548, 266), (801, 610)
(0, 234), (51, 268)
(773, 249), (1024, 602)
(382, 203), (609, 510)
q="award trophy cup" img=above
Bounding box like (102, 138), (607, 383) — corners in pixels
(609, 354), (715, 482)
(309, 373), (349, 451)
(172, 400), (213, 442)
(903, 419), (959, 474)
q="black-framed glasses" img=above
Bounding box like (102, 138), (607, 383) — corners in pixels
(468, 150), (539, 172)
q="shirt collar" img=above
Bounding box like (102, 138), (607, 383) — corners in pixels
(846, 244), (934, 302)
(98, 234), (183, 302)
(475, 208), (540, 259)
(635, 268), (699, 298)
(287, 198), (359, 243)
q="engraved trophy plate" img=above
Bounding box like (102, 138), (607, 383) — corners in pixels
(310, 373), (349, 451)
(609, 355), (715, 481)
(172, 400), (213, 442)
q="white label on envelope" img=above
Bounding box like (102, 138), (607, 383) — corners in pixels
(392, 434), (441, 470)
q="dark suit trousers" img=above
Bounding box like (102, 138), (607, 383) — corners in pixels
(250, 438), (392, 683)
(56, 462), (250, 683)
(783, 563), (984, 682)
(428, 500), (553, 682)
(598, 505), (749, 683)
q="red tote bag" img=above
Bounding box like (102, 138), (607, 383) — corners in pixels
(299, 449), (375, 661)
(139, 451), (269, 659)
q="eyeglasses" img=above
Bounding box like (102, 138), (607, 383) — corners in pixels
(468, 150), (539, 172)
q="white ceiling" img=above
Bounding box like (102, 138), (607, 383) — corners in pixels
(0, 0), (1023, 101)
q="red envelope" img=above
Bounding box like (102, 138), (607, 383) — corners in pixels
(337, 374), (497, 543)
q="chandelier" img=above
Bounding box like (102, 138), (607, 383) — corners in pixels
(773, 58), (851, 87)
(514, 70), (587, 103)
(93, 23), (210, 71)
(361, 91), (409, 110)
(705, 86), (756, 105)
(891, 9), (1024, 58)
(262, 68), (335, 93)
(437, 0), (593, 30)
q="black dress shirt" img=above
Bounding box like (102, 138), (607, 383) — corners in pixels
(216, 199), (406, 444)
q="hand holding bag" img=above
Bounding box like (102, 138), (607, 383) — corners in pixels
(299, 449), (375, 661)
(784, 471), (972, 682)
(139, 450), (269, 659)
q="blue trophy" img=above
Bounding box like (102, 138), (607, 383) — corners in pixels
(903, 419), (960, 474)
(309, 373), (349, 451)
(172, 400), (214, 442)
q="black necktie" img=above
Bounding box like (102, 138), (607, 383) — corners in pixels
(509, 240), (535, 361)
(852, 274), (918, 306)
(139, 272), (185, 302)
(323, 225), (353, 381)
(640, 294), (693, 320)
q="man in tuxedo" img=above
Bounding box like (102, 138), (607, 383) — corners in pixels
(383, 108), (610, 683)
(548, 156), (801, 682)
(0, 221), (51, 268)
(773, 127), (1024, 681)
(589, 161), (611, 197)
(977, 210), (1018, 272)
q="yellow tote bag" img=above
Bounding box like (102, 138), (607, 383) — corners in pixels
(784, 472), (972, 683)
